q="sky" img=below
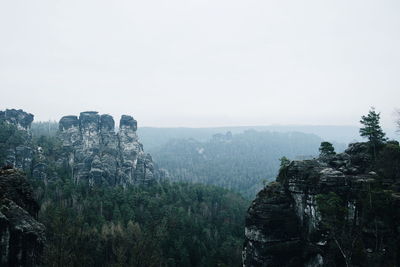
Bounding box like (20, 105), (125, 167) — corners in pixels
(0, 0), (399, 128)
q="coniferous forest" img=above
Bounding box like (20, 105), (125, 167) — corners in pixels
(1, 108), (400, 267)
(0, 113), (249, 267)
(33, 179), (247, 266)
(2, 1), (400, 266)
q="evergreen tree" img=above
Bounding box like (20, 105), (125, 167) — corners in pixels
(359, 107), (386, 158)
(279, 156), (290, 169)
(319, 142), (335, 157)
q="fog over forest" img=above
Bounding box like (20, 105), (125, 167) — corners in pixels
(1, 1), (400, 267)
(1, 0), (400, 128)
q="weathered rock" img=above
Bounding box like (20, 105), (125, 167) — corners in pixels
(243, 142), (391, 267)
(1, 109), (159, 186)
(243, 182), (303, 267)
(0, 168), (45, 267)
(58, 111), (156, 186)
(0, 109), (34, 131)
(0, 109), (34, 171)
(120, 115), (137, 131)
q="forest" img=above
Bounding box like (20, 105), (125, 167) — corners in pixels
(151, 130), (327, 198)
(29, 121), (343, 198)
(1, 108), (400, 266)
(0, 118), (248, 267)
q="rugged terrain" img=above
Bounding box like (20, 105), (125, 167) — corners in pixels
(58, 111), (156, 186)
(243, 142), (400, 266)
(0, 109), (158, 186)
(0, 109), (34, 171)
(0, 167), (45, 267)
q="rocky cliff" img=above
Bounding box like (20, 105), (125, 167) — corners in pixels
(58, 111), (156, 186)
(243, 142), (400, 267)
(0, 109), (34, 171)
(0, 167), (45, 267)
(0, 109), (157, 186)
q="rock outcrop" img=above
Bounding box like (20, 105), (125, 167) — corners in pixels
(243, 142), (400, 267)
(0, 109), (34, 131)
(0, 109), (157, 186)
(58, 111), (155, 186)
(0, 167), (45, 267)
(0, 109), (34, 171)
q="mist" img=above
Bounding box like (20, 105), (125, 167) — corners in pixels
(1, 0), (400, 128)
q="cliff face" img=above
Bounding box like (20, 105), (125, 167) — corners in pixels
(0, 109), (157, 186)
(0, 168), (45, 267)
(243, 143), (400, 267)
(58, 111), (155, 186)
(0, 109), (34, 171)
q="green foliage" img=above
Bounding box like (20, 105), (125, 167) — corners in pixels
(319, 141), (335, 157)
(316, 170), (400, 266)
(376, 142), (400, 183)
(32, 135), (63, 162)
(276, 157), (291, 185)
(0, 121), (29, 165)
(279, 156), (290, 169)
(153, 130), (323, 198)
(32, 178), (248, 267)
(316, 192), (346, 230)
(359, 107), (386, 146)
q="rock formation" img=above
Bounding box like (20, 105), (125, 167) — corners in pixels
(0, 109), (34, 131)
(243, 142), (400, 267)
(58, 111), (155, 186)
(0, 109), (34, 171)
(0, 109), (157, 186)
(0, 167), (45, 267)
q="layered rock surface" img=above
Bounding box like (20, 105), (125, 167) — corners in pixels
(243, 143), (400, 267)
(0, 167), (45, 267)
(58, 111), (155, 186)
(0, 109), (34, 171)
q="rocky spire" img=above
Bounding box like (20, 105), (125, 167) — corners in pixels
(0, 109), (34, 170)
(58, 111), (156, 186)
(0, 109), (34, 131)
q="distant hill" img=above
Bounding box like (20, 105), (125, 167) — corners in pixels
(33, 122), (397, 150)
(138, 125), (364, 152)
(150, 130), (339, 198)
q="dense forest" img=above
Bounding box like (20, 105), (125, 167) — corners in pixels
(1, 117), (248, 267)
(32, 178), (247, 266)
(138, 126), (358, 151)
(151, 130), (329, 198)
(29, 121), (347, 198)
(2, 108), (400, 266)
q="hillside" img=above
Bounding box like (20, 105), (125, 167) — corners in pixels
(152, 130), (329, 198)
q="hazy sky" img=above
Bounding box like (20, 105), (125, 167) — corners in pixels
(0, 0), (399, 127)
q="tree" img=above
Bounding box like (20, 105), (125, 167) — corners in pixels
(319, 142), (335, 157)
(359, 107), (386, 158)
(0, 121), (28, 166)
(316, 192), (356, 267)
(376, 141), (400, 182)
(279, 156), (290, 169)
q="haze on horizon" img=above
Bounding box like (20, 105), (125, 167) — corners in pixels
(0, 0), (399, 128)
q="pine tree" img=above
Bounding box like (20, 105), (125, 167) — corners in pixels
(359, 107), (386, 158)
(319, 142), (335, 157)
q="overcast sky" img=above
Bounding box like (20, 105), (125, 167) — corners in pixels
(0, 0), (399, 128)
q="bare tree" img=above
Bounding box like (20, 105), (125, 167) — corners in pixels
(396, 109), (400, 133)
